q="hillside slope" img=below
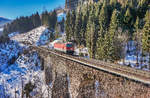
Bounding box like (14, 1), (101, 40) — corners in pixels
(0, 26), (52, 97)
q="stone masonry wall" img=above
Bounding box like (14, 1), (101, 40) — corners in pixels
(43, 53), (150, 98)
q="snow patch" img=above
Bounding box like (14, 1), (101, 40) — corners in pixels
(0, 28), (3, 31)
(57, 12), (66, 22)
(8, 32), (19, 38)
(11, 26), (50, 46)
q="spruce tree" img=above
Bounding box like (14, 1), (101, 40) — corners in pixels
(134, 16), (142, 65)
(70, 10), (76, 40)
(65, 12), (71, 41)
(55, 22), (60, 39)
(41, 11), (49, 26)
(74, 12), (82, 45)
(98, 0), (109, 37)
(124, 7), (133, 25)
(80, 12), (88, 46)
(142, 10), (150, 65)
(50, 10), (57, 29)
(86, 5), (98, 58)
(32, 12), (41, 28)
(137, 0), (150, 19)
(96, 1), (109, 59)
(104, 9), (123, 62)
(80, 3), (89, 46)
(110, 0), (121, 11)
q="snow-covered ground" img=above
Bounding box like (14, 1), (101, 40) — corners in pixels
(11, 26), (51, 46)
(8, 32), (19, 38)
(0, 27), (3, 36)
(118, 41), (149, 70)
(57, 12), (66, 22)
(0, 26), (52, 97)
(0, 41), (23, 72)
(0, 51), (50, 98)
(0, 28), (3, 32)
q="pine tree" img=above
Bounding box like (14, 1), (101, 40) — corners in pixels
(95, 2), (102, 17)
(80, 4), (90, 46)
(124, 7), (133, 25)
(137, 0), (150, 18)
(134, 16), (142, 65)
(65, 12), (71, 41)
(32, 12), (41, 27)
(74, 12), (82, 45)
(55, 22), (60, 39)
(41, 11), (49, 26)
(97, 1), (111, 59)
(124, 6), (136, 35)
(70, 10), (76, 40)
(142, 10), (150, 65)
(50, 10), (57, 29)
(96, 1), (110, 60)
(41, 10), (57, 29)
(98, 0), (109, 37)
(86, 5), (98, 58)
(80, 12), (88, 46)
(110, 0), (121, 11)
(104, 9), (123, 62)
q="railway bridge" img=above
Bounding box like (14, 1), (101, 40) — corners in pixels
(29, 45), (150, 98)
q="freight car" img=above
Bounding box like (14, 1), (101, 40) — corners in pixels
(54, 42), (74, 54)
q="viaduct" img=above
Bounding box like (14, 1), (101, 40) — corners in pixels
(28, 45), (150, 98)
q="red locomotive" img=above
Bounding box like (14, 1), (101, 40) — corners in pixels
(54, 42), (74, 54)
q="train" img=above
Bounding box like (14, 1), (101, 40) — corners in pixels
(53, 42), (74, 54)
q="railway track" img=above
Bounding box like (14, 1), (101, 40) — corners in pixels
(28, 45), (150, 85)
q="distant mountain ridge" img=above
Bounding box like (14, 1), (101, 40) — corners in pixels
(0, 17), (11, 27)
(0, 17), (10, 21)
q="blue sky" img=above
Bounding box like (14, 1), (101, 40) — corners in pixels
(0, 0), (65, 19)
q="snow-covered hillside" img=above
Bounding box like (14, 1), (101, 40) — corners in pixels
(0, 41), (23, 72)
(0, 26), (51, 97)
(0, 51), (50, 98)
(11, 26), (51, 46)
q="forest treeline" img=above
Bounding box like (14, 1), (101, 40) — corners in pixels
(1, 10), (63, 43)
(65, 0), (150, 63)
(2, 10), (59, 41)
